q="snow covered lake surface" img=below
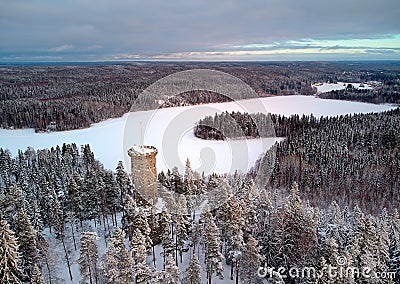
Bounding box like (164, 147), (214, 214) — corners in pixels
(312, 82), (375, 93)
(0, 95), (396, 175)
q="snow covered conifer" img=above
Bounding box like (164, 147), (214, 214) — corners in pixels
(79, 231), (99, 284)
(160, 208), (174, 265)
(240, 179), (258, 236)
(163, 254), (179, 284)
(30, 263), (45, 284)
(15, 208), (38, 277)
(200, 203), (213, 228)
(121, 194), (136, 240)
(240, 235), (261, 284)
(102, 227), (133, 284)
(182, 255), (202, 284)
(0, 220), (25, 283)
(204, 216), (224, 284)
(171, 166), (183, 194)
(116, 161), (132, 203)
(183, 158), (194, 195)
(132, 229), (153, 283)
(176, 195), (189, 263)
(133, 208), (152, 248)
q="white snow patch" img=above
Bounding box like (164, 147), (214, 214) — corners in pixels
(312, 82), (374, 94)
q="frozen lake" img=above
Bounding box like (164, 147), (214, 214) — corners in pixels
(0, 95), (396, 175)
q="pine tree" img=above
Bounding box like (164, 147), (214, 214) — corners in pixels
(15, 208), (38, 277)
(376, 219), (390, 281)
(240, 179), (258, 237)
(171, 166), (183, 194)
(182, 255), (202, 284)
(218, 195), (244, 254)
(160, 208), (174, 265)
(183, 158), (194, 195)
(68, 172), (84, 226)
(208, 177), (232, 212)
(240, 235), (261, 284)
(217, 195), (244, 280)
(183, 158), (196, 217)
(190, 220), (201, 258)
(30, 263), (45, 284)
(134, 249), (154, 284)
(0, 220), (25, 283)
(134, 208), (152, 248)
(176, 195), (189, 263)
(389, 209), (400, 283)
(102, 227), (133, 284)
(0, 184), (25, 225)
(131, 228), (154, 283)
(204, 216), (224, 284)
(27, 199), (43, 232)
(103, 170), (119, 219)
(121, 194), (137, 240)
(79, 231), (99, 284)
(116, 161), (132, 204)
(200, 203), (213, 229)
(163, 254), (179, 284)
(281, 182), (317, 267)
(389, 237), (400, 284)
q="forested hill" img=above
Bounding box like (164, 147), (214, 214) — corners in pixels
(266, 108), (400, 214)
(1, 61), (399, 132)
(194, 111), (321, 140)
(318, 87), (400, 105)
(195, 108), (400, 214)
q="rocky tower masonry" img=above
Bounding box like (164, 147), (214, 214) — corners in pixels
(128, 145), (158, 204)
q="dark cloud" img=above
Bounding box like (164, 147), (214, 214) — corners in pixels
(0, 0), (399, 60)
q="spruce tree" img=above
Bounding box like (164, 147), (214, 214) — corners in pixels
(79, 231), (99, 284)
(163, 254), (179, 284)
(204, 216), (224, 284)
(30, 263), (45, 284)
(182, 255), (202, 284)
(176, 195), (189, 263)
(240, 235), (261, 284)
(131, 228), (153, 283)
(183, 158), (197, 217)
(15, 208), (38, 277)
(0, 220), (25, 283)
(102, 227), (133, 284)
(160, 208), (174, 265)
(171, 166), (183, 194)
(116, 161), (132, 204)
(121, 194), (137, 241)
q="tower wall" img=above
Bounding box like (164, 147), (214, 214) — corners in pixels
(128, 145), (158, 204)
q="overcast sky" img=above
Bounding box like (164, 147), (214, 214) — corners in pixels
(0, 0), (399, 61)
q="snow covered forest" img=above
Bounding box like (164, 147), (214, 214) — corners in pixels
(1, 61), (399, 132)
(0, 61), (400, 283)
(196, 108), (400, 213)
(1, 134), (400, 283)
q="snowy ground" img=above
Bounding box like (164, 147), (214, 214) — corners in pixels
(312, 82), (374, 94)
(0, 95), (396, 175)
(46, 211), (253, 284)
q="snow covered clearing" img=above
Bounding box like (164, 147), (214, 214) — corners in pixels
(311, 82), (375, 94)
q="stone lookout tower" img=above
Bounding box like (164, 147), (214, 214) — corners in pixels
(128, 145), (158, 204)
